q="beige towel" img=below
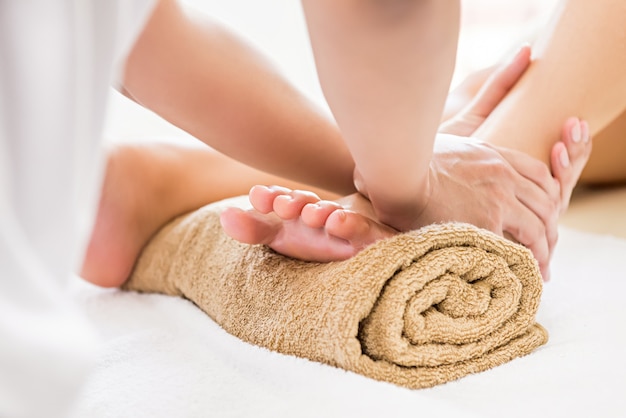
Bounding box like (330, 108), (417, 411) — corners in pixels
(125, 197), (548, 389)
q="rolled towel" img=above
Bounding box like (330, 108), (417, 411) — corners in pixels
(124, 197), (548, 389)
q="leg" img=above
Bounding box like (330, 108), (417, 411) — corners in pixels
(81, 142), (338, 288)
(446, 71), (626, 188)
(449, 1), (626, 185)
(224, 0), (623, 270)
(473, 0), (626, 164)
(580, 109), (626, 184)
(448, 28), (626, 187)
(219, 119), (589, 279)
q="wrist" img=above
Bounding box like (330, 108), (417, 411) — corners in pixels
(368, 171), (432, 232)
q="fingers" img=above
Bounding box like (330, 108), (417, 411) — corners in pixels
(493, 147), (560, 255)
(503, 204), (552, 282)
(464, 45), (532, 121)
(497, 165), (555, 281)
(496, 146), (560, 200)
(491, 115), (592, 283)
(439, 45), (531, 137)
(516, 176), (559, 254)
(484, 145), (559, 281)
(550, 117), (592, 212)
(496, 116), (592, 282)
(441, 65), (495, 123)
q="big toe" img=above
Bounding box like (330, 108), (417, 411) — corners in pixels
(220, 207), (280, 245)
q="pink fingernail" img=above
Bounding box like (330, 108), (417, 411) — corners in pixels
(581, 121), (590, 143)
(514, 44), (529, 58)
(571, 121), (582, 143)
(559, 148), (570, 168)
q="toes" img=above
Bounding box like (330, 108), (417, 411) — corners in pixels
(325, 210), (396, 250)
(301, 200), (343, 228)
(249, 185), (292, 214)
(220, 207), (281, 245)
(249, 186), (323, 219)
(273, 190), (321, 219)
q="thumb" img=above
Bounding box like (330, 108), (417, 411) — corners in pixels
(463, 44), (532, 121)
(440, 45), (533, 136)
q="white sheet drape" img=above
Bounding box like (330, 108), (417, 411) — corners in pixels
(0, 1), (154, 416)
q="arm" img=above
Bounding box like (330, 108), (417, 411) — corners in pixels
(301, 0), (460, 231)
(122, 0), (355, 195)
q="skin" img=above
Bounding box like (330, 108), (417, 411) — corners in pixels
(82, 49), (589, 287)
(301, 0), (460, 231)
(221, 117), (590, 283)
(123, 0), (355, 195)
(472, 0), (626, 162)
(223, 0), (626, 279)
(81, 0), (607, 287)
(221, 45), (590, 281)
(81, 143), (341, 288)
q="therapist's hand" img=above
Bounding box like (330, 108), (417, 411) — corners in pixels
(419, 134), (560, 281)
(432, 44), (592, 281)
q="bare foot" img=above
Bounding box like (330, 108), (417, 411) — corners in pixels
(80, 144), (176, 288)
(220, 185), (396, 262)
(550, 117), (592, 212)
(82, 142), (357, 287)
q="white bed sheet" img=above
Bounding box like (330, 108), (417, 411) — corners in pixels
(69, 227), (626, 418)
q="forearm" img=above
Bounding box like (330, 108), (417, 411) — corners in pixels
(302, 0), (460, 228)
(122, 0), (355, 195)
(473, 0), (626, 164)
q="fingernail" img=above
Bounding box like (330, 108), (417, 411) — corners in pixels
(581, 120), (590, 143)
(571, 120), (582, 143)
(515, 43), (530, 57)
(544, 269), (550, 282)
(559, 148), (570, 168)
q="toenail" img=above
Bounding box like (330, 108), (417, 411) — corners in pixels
(276, 194), (293, 203)
(305, 202), (320, 210)
(559, 148), (570, 168)
(571, 121), (581, 143)
(269, 185), (291, 193)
